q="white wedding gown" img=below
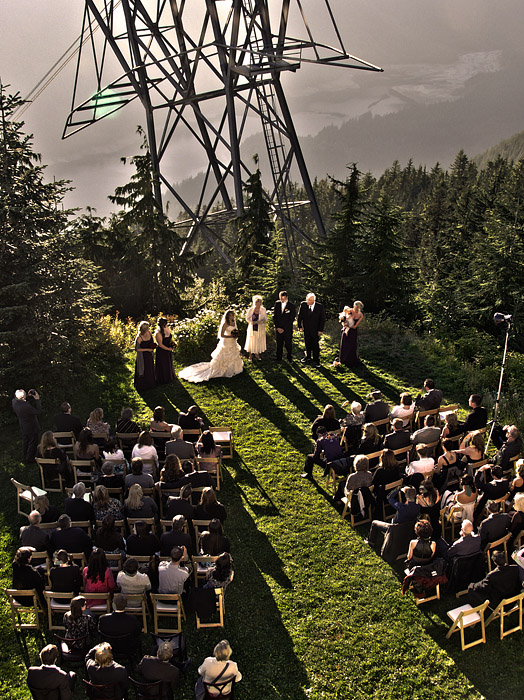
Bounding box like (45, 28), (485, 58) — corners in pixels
(178, 327), (243, 383)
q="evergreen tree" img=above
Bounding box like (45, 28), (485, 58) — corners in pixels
(0, 85), (105, 393)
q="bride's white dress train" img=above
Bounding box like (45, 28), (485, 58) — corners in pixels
(178, 329), (243, 383)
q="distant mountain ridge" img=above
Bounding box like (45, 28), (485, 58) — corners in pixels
(474, 130), (524, 169)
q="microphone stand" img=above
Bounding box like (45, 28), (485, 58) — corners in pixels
(486, 318), (512, 453)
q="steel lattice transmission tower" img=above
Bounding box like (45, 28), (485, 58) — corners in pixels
(64, 0), (381, 268)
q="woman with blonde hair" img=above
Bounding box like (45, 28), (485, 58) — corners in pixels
(87, 408), (110, 435)
(196, 639), (242, 699)
(194, 486), (227, 523)
(456, 430), (485, 464)
(92, 484), (123, 521)
(134, 320), (156, 391)
(36, 430), (72, 484)
(245, 294), (267, 361)
(311, 404), (340, 438)
(34, 494), (60, 524)
(441, 411), (463, 440)
(125, 483), (158, 519)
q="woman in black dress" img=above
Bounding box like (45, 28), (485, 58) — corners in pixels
(154, 316), (175, 384)
(134, 320), (156, 391)
(338, 301), (364, 367)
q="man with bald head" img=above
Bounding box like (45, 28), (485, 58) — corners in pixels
(445, 520), (481, 560)
(297, 293), (326, 368)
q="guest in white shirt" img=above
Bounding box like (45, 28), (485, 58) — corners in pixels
(390, 392), (414, 428)
(197, 640), (242, 697)
(131, 431), (159, 474)
(406, 444), (435, 476)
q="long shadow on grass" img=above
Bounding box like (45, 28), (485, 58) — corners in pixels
(228, 373), (312, 455)
(230, 455), (280, 518)
(261, 364), (334, 422)
(220, 490), (309, 698)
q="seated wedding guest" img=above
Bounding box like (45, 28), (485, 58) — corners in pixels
(509, 493), (524, 545)
(178, 405), (205, 441)
(414, 378), (443, 410)
(178, 462), (214, 491)
(383, 418), (411, 457)
(116, 557), (152, 598)
(131, 431), (159, 473)
(196, 430), (223, 464)
(357, 423), (383, 467)
(490, 424), (522, 469)
(98, 593), (142, 637)
(116, 407), (141, 435)
(94, 514), (126, 555)
(334, 454), (373, 503)
(27, 644), (76, 699)
(34, 495), (61, 524)
(311, 405), (340, 438)
(411, 415), (440, 446)
(205, 552), (234, 590)
(474, 465), (511, 520)
(340, 401), (364, 452)
(85, 643), (128, 698)
(93, 484), (123, 522)
(50, 550), (83, 595)
(126, 521), (160, 557)
(363, 391), (390, 424)
(49, 515), (93, 561)
(445, 520), (481, 560)
(12, 547), (45, 605)
(366, 486), (421, 553)
(406, 445), (435, 479)
(478, 501), (511, 549)
(441, 412), (464, 440)
(20, 511), (49, 551)
(125, 457), (155, 491)
(449, 474), (477, 522)
(405, 519), (436, 567)
(125, 484), (158, 520)
(83, 548), (116, 607)
(416, 480), (441, 537)
(510, 460), (524, 494)
(302, 426), (346, 480)
(137, 641), (180, 696)
(156, 454), (186, 490)
(194, 487), (227, 523)
(160, 515), (193, 557)
(436, 439), (462, 476)
(165, 425), (196, 462)
(466, 551), (521, 608)
(102, 438), (126, 465)
(74, 427), (100, 464)
(158, 546), (189, 594)
(99, 461), (125, 490)
(199, 519), (230, 556)
(390, 392), (414, 428)
(462, 394), (488, 434)
(150, 406), (173, 432)
(64, 482), (94, 522)
(63, 596), (97, 649)
(372, 449), (401, 510)
(37, 430), (73, 483)
(165, 484), (195, 521)
(456, 430), (485, 464)
(54, 401), (83, 439)
(196, 640), (242, 698)
(86, 408), (110, 436)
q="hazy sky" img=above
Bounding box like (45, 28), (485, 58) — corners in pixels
(1, 0), (522, 213)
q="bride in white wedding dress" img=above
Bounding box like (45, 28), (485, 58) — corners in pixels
(178, 309), (244, 383)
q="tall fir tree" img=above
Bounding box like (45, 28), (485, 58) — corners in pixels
(0, 85), (105, 398)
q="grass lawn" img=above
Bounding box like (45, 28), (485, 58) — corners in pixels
(1, 322), (522, 699)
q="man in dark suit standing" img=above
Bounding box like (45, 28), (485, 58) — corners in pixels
(27, 644), (75, 699)
(273, 291), (296, 361)
(12, 389), (41, 464)
(297, 293), (326, 368)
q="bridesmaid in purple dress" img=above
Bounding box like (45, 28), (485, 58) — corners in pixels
(339, 301), (364, 367)
(134, 321), (156, 391)
(154, 317), (175, 384)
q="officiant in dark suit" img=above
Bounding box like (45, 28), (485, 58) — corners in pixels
(297, 293), (326, 368)
(273, 291), (296, 361)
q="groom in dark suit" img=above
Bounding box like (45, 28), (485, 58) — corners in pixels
(297, 293), (326, 367)
(273, 291), (296, 361)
